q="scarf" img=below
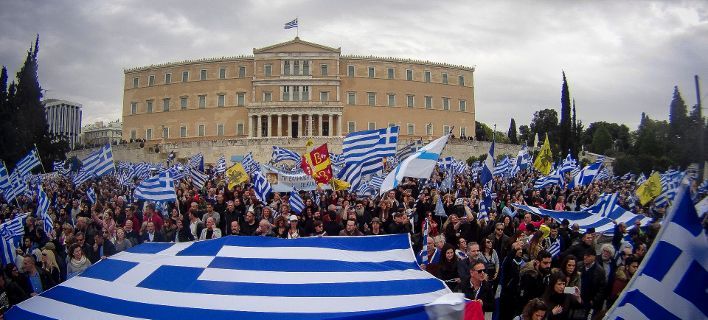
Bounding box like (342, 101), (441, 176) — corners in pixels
(70, 255), (89, 269)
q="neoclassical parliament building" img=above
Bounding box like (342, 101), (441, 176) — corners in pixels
(122, 38), (475, 144)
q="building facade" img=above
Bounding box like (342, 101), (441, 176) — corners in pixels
(43, 99), (82, 149)
(80, 120), (122, 146)
(123, 38), (475, 143)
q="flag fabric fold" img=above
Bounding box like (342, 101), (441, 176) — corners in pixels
(379, 134), (449, 195)
(533, 135), (553, 175)
(134, 172), (176, 202)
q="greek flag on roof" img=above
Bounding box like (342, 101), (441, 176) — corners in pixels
(6, 234), (451, 319)
(272, 146), (301, 163)
(379, 134), (449, 195)
(134, 171), (176, 202)
(215, 155), (227, 174)
(289, 191), (305, 214)
(284, 18), (298, 29)
(15, 147), (41, 176)
(339, 126), (399, 190)
(605, 186), (707, 320)
(513, 193), (652, 234)
(568, 160), (602, 188)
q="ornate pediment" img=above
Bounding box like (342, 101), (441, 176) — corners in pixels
(254, 37), (341, 54)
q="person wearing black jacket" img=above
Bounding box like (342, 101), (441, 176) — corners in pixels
(579, 249), (606, 317)
(518, 250), (553, 314)
(88, 233), (116, 263)
(221, 200), (242, 235)
(460, 260), (495, 316)
(175, 219), (195, 242)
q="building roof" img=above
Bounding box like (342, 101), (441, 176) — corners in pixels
(253, 37), (341, 54)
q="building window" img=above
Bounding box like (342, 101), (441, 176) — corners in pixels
(443, 125), (450, 135)
(348, 121), (356, 133)
(407, 123), (414, 135)
(293, 86), (300, 101)
(182, 71), (189, 82)
(237, 93), (245, 106)
(425, 96), (433, 109)
(459, 100), (467, 112)
(217, 124), (224, 137)
(424, 71), (431, 83)
(239, 66), (246, 78)
(426, 123), (433, 135)
(180, 126), (187, 138)
(198, 95), (206, 109)
(165, 73), (172, 84)
(148, 75), (155, 86)
(407, 95), (414, 108)
(368, 67), (375, 78)
(264, 64), (272, 77)
(294, 61), (300, 75)
(200, 69), (207, 80)
(162, 127), (169, 139)
(130, 102), (137, 114)
(198, 124), (205, 137)
(162, 98), (170, 112)
(387, 94), (395, 107)
(283, 86), (290, 101)
(442, 73), (448, 84)
(347, 92), (356, 105)
(264, 92), (272, 102)
(443, 97), (450, 110)
(368, 122), (376, 130)
(302, 86), (309, 101)
(320, 91), (329, 102)
(303, 61), (310, 75)
(219, 67), (226, 79)
(348, 65), (355, 77)
(146, 100), (153, 113)
(180, 97), (188, 110)
(387, 68), (394, 79)
(146, 128), (152, 140)
(237, 123), (244, 135)
(217, 94), (225, 107)
(130, 130), (136, 140)
(321, 64), (328, 76)
(459, 75), (465, 86)
(406, 69), (413, 81)
(133, 77), (139, 88)
(460, 127), (467, 137)
(284, 61), (291, 76)
(367, 92), (376, 106)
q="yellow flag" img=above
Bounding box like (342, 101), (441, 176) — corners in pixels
(330, 178), (351, 191)
(533, 134), (553, 175)
(636, 172), (662, 205)
(225, 163), (249, 190)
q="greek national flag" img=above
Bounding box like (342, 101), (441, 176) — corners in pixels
(86, 187), (97, 204)
(396, 139), (423, 161)
(289, 191), (305, 214)
(654, 170), (683, 208)
(36, 187), (53, 235)
(0, 213), (26, 266)
(379, 134), (449, 195)
(52, 160), (65, 172)
(548, 237), (561, 258)
(241, 153), (259, 175)
(272, 146), (301, 163)
(15, 147), (41, 176)
(284, 18), (298, 29)
(480, 141), (495, 193)
(134, 171), (176, 202)
(493, 156), (511, 177)
(534, 169), (564, 189)
(606, 186), (707, 319)
(0, 162), (10, 195)
(189, 168), (208, 189)
(252, 171), (272, 203)
(557, 153), (577, 175)
(5, 169), (28, 203)
(6, 234), (451, 319)
(568, 160), (602, 188)
(339, 127), (399, 190)
(420, 219), (430, 266)
(215, 155), (227, 174)
(188, 153), (204, 171)
(73, 144), (115, 185)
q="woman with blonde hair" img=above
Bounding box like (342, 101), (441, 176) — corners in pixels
(41, 249), (61, 285)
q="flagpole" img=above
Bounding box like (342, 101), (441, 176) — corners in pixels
(33, 144), (47, 174)
(296, 16), (299, 38)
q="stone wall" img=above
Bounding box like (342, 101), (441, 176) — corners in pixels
(68, 138), (523, 165)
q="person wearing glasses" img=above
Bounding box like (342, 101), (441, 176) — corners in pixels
(461, 260), (494, 319)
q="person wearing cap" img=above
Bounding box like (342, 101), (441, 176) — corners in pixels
(366, 217), (386, 235)
(287, 215), (303, 239)
(579, 248), (606, 317)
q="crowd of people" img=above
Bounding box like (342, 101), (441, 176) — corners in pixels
(0, 161), (697, 319)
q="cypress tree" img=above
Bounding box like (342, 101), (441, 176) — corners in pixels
(667, 86), (689, 167)
(559, 72), (572, 157)
(508, 118), (518, 144)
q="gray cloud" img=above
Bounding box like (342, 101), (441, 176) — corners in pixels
(1, 0), (705, 133)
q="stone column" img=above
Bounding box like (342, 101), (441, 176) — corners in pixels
(277, 114), (282, 137)
(337, 114), (343, 136)
(256, 115), (261, 138)
(288, 114), (293, 138)
(318, 113), (323, 137)
(298, 114), (303, 138)
(308, 114), (314, 137)
(267, 114), (273, 137)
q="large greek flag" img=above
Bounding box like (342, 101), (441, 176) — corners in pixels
(272, 146), (301, 163)
(379, 134), (449, 195)
(4, 169), (27, 203)
(6, 234), (450, 319)
(15, 147), (41, 176)
(189, 167), (208, 189)
(339, 127), (399, 190)
(134, 171), (176, 202)
(568, 160), (602, 188)
(73, 144), (115, 185)
(0, 162), (10, 195)
(606, 186), (707, 319)
(0, 213), (26, 266)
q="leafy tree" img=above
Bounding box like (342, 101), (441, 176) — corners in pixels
(508, 118), (518, 144)
(571, 99), (580, 157)
(667, 86), (690, 167)
(519, 125), (531, 145)
(529, 108), (559, 153)
(559, 72), (572, 156)
(590, 125), (612, 154)
(475, 121), (493, 141)
(582, 122), (631, 155)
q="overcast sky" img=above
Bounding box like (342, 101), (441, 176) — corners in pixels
(1, 0), (706, 132)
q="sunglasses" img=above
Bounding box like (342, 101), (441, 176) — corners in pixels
(496, 228), (504, 231)
(474, 269), (486, 274)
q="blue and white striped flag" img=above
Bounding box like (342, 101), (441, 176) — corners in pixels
(396, 139), (423, 161)
(557, 153), (577, 175)
(284, 18), (298, 29)
(6, 234), (452, 319)
(568, 160), (602, 188)
(379, 134), (448, 195)
(15, 147), (41, 176)
(0, 213), (26, 266)
(493, 156), (511, 177)
(534, 169), (565, 189)
(339, 127), (399, 190)
(0, 162), (10, 196)
(548, 237), (561, 258)
(605, 186), (706, 319)
(635, 173), (647, 186)
(480, 141), (495, 191)
(189, 168), (208, 189)
(252, 171), (272, 203)
(134, 171), (177, 202)
(272, 146), (301, 163)
(654, 170), (683, 208)
(86, 187), (97, 204)
(478, 193), (491, 221)
(73, 144), (115, 185)
(241, 153), (259, 175)
(52, 160), (65, 173)
(5, 169), (28, 203)
(289, 191), (305, 214)
(188, 153), (204, 171)
(36, 187), (53, 235)
(215, 155), (227, 174)
(420, 218), (430, 266)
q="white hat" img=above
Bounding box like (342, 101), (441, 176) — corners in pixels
(289, 214), (298, 222)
